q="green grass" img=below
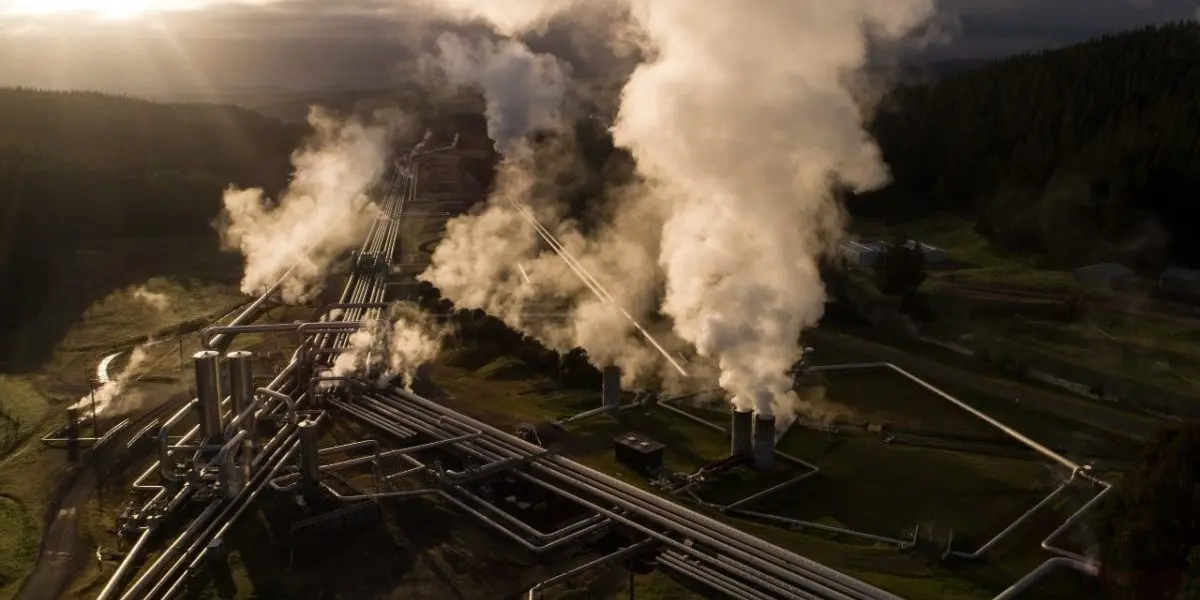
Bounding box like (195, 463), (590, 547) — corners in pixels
(851, 215), (1083, 291)
(430, 347), (1111, 600)
(0, 494), (38, 590)
(0, 376), (50, 456)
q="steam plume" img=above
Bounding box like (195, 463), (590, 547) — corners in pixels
(132, 286), (169, 311)
(609, 0), (935, 416)
(435, 32), (570, 152)
(217, 107), (408, 303)
(72, 344), (151, 417)
(421, 0), (935, 418)
(326, 303), (452, 390)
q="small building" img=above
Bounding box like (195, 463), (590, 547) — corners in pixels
(839, 240), (887, 267)
(613, 432), (665, 475)
(906, 240), (953, 266)
(1073, 263), (1136, 292)
(1160, 267), (1200, 300)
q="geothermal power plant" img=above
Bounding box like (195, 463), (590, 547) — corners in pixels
(39, 131), (1111, 600)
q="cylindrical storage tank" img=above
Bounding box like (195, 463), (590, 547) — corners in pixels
(730, 408), (753, 457)
(753, 414), (776, 471)
(602, 365), (622, 408)
(226, 351), (256, 437)
(298, 419), (321, 487)
(193, 350), (224, 443)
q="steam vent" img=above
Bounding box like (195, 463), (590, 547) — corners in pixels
(753, 414), (776, 471)
(730, 408), (753, 457)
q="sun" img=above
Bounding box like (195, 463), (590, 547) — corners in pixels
(3, 0), (185, 21)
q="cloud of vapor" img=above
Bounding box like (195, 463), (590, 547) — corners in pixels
(604, 0), (936, 417)
(421, 0), (936, 418)
(419, 134), (690, 389)
(216, 107), (409, 303)
(434, 32), (570, 152)
(326, 303), (452, 390)
(132, 286), (169, 311)
(71, 343), (151, 417)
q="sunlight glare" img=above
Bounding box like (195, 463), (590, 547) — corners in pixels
(3, 0), (204, 21)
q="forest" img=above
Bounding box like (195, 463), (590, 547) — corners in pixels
(0, 89), (302, 343)
(855, 21), (1200, 271)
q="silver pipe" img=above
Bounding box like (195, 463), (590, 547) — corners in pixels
(950, 474), (1076, 559)
(723, 468), (820, 511)
(436, 490), (610, 554)
(454, 485), (607, 542)
(372, 394), (868, 600)
(321, 484), (437, 502)
(882, 363), (1079, 471)
(992, 557), (1100, 600)
(730, 510), (912, 547)
(157, 402), (195, 483)
(256, 388), (297, 424)
(553, 405), (617, 427)
(1040, 479), (1112, 561)
(95, 527), (154, 600)
(526, 539), (655, 598)
(385, 389), (895, 600)
(658, 553), (786, 600)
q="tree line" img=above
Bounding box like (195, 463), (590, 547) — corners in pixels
(853, 21), (1200, 271)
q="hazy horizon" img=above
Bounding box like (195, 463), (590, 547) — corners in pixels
(0, 0), (1194, 99)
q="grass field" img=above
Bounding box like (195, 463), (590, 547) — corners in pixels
(0, 233), (250, 599)
(429, 344), (1110, 600)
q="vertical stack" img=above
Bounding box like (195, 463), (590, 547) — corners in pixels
(753, 414), (776, 470)
(193, 350), (224, 443)
(730, 408), (753, 457)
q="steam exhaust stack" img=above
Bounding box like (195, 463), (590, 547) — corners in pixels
(602, 365), (622, 409)
(226, 351), (256, 439)
(731, 408), (753, 457)
(298, 419), (321, 487)
(753, 414), (776, 470)
(193, 350), (224, 443)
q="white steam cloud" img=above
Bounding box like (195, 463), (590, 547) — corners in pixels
(132, 286), (169, 311)
(217, 107), (408, 304)
(325, 303), (452, 390)
(72, 344), (151, 417)
(421, 0), (936, 418)
(435, 32), (570, 152)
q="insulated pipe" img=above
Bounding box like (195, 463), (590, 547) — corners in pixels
(723, 466), (820, 512)
(318, 302), (391, 319)
(992, 557), (1100, 600)
(436, 490), (611, 554)
(949, 474), (1076, 559)
(882, 363), (1080, 471)
(205, 278), (286, 352)
(659, 554), (781, 600)
(526, 539), (656, 598)
(157, 402), (196, 483)
(200, 321), (367, 351)
(409, 393), (892, 600)
(322, 484), (437, 502)
(266, 433), (481, 489)
(1041, 479), (1113, 561)
(453, 486), (607, 543)
(731, 408), (754, 457)
(256, 388), (297, 424)
(729, 510), (912, 547)
(377, 391), (890, 600)
(193, 351), (224, 443)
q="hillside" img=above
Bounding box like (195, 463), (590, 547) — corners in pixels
(0, 89), (303, 366)
(853, 22), (1200, 271)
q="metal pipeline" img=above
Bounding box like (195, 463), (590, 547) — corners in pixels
(453, 485), (608, 543)
(200, 322), (366, 351)
(266, 433), (480, 489)
(322, 484), (437, 502)
(992, 557), (1100, 600)
(436, 489), (611, 554)
(1041, 478), (1112, 562)
(525, 539), (656, 599)
(256, 388), (297, 424)
(157, 402), (196, 483)
(205, 277), (288, 352)
(659, 552), (789, 600)
(949, 473), (1077, 559)
(374, 390), (892, 600)
(385, 389), (899, 600)
(730, 510), (913, 547)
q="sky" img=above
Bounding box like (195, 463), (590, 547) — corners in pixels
(0, 0), (1194, 97)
